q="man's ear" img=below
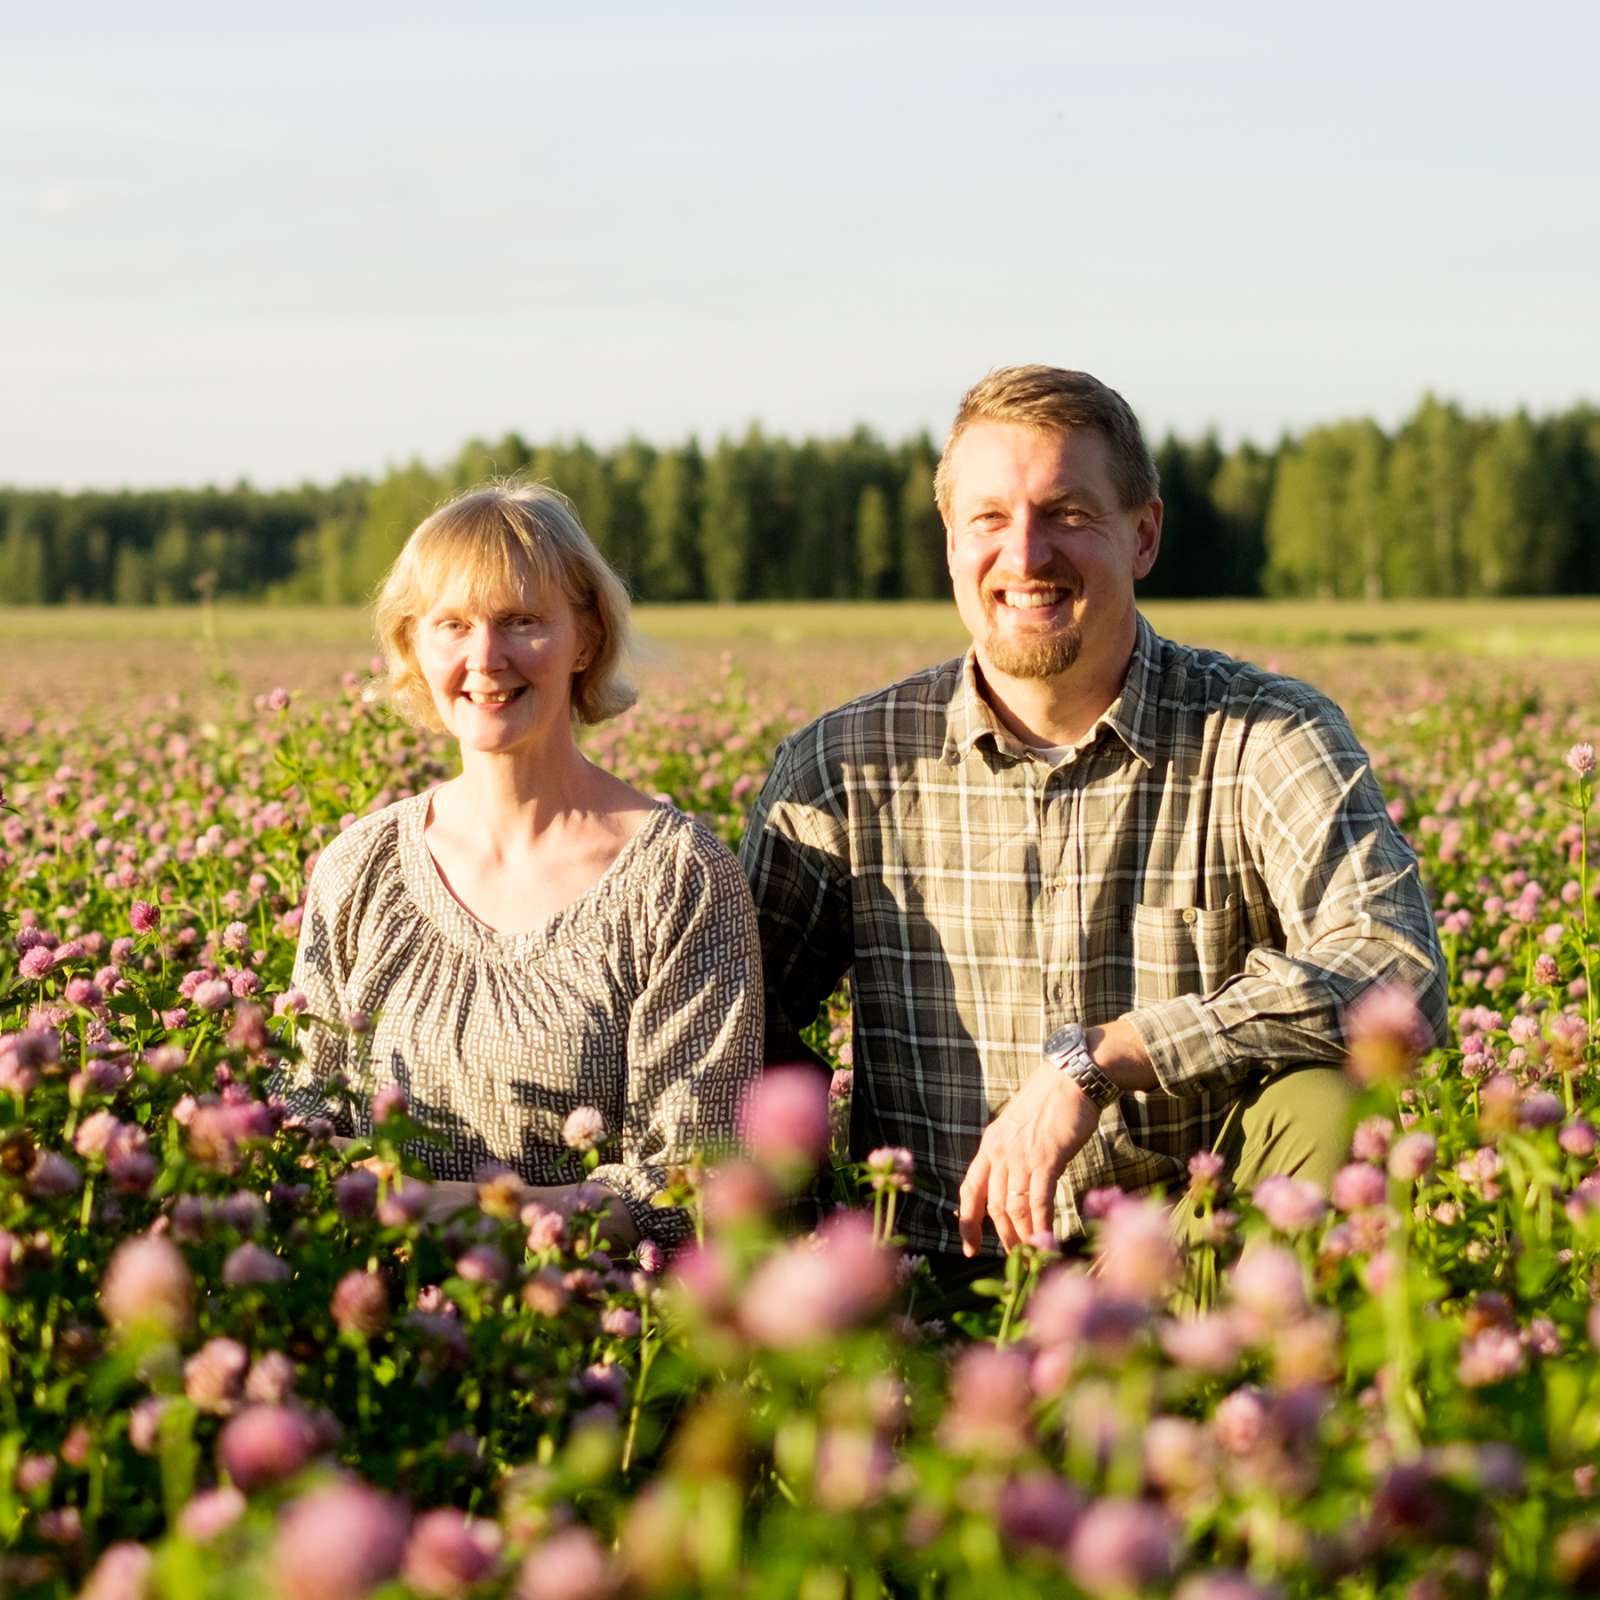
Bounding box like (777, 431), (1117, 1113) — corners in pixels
(1132, 498), (1163, 581)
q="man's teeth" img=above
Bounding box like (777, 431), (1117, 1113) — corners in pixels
(1000, 589), (1065, 609)
(465, 689), (522, 704)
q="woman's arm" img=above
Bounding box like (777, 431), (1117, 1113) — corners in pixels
(592, 826), (764, 1244)
(270, 852), (356, 1131)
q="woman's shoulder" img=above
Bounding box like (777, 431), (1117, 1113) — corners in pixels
(615, 805), (754, 950)
(305, 792), (427, 897)
(628, 802), (744, 885)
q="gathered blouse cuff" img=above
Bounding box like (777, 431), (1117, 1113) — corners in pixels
(586, 1163), (690, 1246)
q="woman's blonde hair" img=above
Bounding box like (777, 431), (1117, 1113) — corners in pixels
(374, 482), (637, 729)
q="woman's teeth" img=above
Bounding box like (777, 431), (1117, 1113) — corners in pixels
(465, 688), (523, 705)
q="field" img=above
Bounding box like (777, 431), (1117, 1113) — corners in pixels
(1, 600), (1599, 1599)
(5, 598), (1600, 732)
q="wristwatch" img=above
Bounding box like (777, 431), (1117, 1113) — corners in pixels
(1042, 1022), (1122, 1109)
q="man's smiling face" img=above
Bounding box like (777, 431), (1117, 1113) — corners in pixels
(943, 419), (1161, 685)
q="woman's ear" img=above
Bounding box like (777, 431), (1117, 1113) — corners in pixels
(573, 604), (601, 675)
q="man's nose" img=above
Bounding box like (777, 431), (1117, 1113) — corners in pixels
(998, 509), (1055, 573)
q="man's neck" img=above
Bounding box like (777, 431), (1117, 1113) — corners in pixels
(975, 613), (1139, 749)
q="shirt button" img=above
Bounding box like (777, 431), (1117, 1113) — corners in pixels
(1182, 908), (1198, 926)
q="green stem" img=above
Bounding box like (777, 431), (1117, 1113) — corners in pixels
(621, 1300), (655, 1475)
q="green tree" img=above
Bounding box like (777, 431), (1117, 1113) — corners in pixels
(855, 484), (895, 599)
(111, 542), (151, 605)
(0, 510), (48, 603)
(1386, 395), (1478, 596)
(607, 440), (654, 590)
(348, 463), (442, 598)
(897, 447), (946, 600)
(1462, 411), (1566, 594)
(640, 443), (704, 601)
(700, 438), (752, 603)
(1209, 443), (1273, 596)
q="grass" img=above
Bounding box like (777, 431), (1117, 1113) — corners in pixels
(4, 598), (1600, 658)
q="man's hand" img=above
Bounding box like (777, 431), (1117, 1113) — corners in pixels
(956, 1020), (1156, 1257)
(957, 1063), (1102, 1256)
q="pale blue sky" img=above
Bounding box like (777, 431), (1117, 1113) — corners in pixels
(6, 1), (1596, 489)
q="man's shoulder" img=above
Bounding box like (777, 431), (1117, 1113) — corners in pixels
(1144, 628), (1348, 730)
(778, 656), (964, 765)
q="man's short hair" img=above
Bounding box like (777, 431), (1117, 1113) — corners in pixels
(933, 365), (1160, 518)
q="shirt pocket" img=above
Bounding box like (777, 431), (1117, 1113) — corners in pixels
(1129, 896), (1244, 1006)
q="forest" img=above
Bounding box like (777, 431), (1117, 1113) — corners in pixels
(2, 394), (1597, 605)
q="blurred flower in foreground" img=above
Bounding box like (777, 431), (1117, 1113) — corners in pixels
(403, 1509), (502, 1597)
(740, 1066), (830, 1179)
(273, 1481), (409, 1600)
(1066, 1497), (1177, 1597)
(79, 1542), (152, 1600)
(517, 1524), (614, 1600)
(739, 1212), (895, 1347)
(562, 1105), (607, 1153)
(1252, 1175), (1327, 1234)
(1344, 982), (1432, 1085)
(1094, 1195), (1181, 1301)
(218, 1405), (321, 1490)
(100, 1234), (192, 1338)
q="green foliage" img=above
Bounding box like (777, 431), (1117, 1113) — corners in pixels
(6, 396), (1600, 608)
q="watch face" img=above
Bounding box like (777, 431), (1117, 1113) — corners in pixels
(1043, 1023), (1084, 1058)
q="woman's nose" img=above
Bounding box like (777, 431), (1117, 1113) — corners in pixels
(464, 622), (506, 669)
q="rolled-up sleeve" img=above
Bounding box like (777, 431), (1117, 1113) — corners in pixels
(589, 829), (763, 1243)
(1124, 696), (1448, 1096)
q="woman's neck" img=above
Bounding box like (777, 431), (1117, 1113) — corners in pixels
(442, 733), (603, 857)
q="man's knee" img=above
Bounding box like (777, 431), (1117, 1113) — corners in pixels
(1236, 1066), (1357, 1194)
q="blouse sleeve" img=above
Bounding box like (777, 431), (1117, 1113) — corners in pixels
(589, 823), (764, 1244)
(271, 847), (356, 1133)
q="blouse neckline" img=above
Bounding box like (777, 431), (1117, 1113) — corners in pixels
(394, 790), (674, 957)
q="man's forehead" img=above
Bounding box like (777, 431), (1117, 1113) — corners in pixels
(948, 421), (1115, 500)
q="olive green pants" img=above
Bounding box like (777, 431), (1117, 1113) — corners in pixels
(923, 1065), (1357, 1319)
(1169, 1064), (1357, 1312)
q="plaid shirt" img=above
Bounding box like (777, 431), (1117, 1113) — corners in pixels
(739, 615), (1447, 1258)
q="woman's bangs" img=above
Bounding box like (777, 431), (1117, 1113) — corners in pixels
(409, 517), (561, 619)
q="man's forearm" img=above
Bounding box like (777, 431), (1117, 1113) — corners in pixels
(1086, 1018), (1158, 1092)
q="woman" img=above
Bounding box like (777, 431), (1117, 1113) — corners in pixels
(278, 483), (762, 1248)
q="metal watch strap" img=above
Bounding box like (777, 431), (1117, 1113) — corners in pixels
(1043, 1023), (1122, 1109)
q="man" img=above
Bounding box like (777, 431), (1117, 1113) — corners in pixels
(739, 366), (1447, 1280)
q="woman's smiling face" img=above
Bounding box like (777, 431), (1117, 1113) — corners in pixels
(413, 570), (589, 756)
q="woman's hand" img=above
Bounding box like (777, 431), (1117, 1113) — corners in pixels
(418, 1179), (485, 1224)
(528, 1181), (639, 1253)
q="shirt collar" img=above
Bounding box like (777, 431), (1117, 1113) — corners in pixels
(941, 612), (1161, 770)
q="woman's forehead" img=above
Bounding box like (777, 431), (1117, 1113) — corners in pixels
(421, 564), (556, 618)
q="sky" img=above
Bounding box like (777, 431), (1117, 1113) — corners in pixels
(5, 0), (1597, 490)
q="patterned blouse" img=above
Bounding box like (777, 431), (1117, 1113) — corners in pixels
(278, 792), (763, 1242)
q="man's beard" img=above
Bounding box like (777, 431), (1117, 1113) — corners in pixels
(981, 612), (1083, 680)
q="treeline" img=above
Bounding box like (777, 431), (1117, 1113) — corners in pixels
(3, 396), (1598, 605)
